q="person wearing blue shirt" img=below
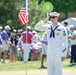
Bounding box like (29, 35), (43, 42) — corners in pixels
(1, 25), (10, 63)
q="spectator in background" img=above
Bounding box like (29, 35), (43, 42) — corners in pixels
(63, 21), (71, 58)
(1, 25), (10, 63)
(9, 29), (18, 62)
(40, 32), (47, 68)
(63, 21), (70, 34)
(64, 21), (68, 27)
(18, 26), (33, 63)
(31, 30), (41, 61)
(68, 25), (76, 66)
(0, 26), (3, 63)
(17, 33), (23, 61)
(31, 30), (41, 43)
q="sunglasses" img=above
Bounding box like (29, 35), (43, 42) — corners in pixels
(50, 16), (57, 18)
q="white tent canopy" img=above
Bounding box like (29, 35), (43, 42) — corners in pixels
(60, 17), (76, 27)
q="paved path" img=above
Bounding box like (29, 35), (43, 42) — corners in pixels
(0, 68), (76, 75)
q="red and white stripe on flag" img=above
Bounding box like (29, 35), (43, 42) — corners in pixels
(18, 2), (28, 25)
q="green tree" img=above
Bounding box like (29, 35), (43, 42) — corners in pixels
(0, 0), (46, 30)
(1, 0), (76, 30)
(0, 0), (50, 30)
(0, 0), (24, 30)
(28, 0), (46, 30)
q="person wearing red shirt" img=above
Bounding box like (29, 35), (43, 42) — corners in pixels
(18, 26), (33, 63)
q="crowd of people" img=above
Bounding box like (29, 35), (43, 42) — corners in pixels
(0, 11), (76, 75)
(63, 21), (76, 66)
(0, 25), (43, 63)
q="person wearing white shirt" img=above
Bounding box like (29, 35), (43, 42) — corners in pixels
(31, 30), (41, 61)
(31, 30), (41, 43)
(68, 25), (76, 66)
(40, 32), (48, 68)
(34, 12), (68, 75)
(63, 21), (71, 58)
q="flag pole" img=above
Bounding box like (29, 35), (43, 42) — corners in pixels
(25, 0), (28, 75)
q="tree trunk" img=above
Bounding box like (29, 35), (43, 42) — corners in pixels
(65, 13), (68, 19)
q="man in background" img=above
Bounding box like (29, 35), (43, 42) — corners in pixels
(18, 26), (33, 63)
(68, 25), (76, 66)
(40, 32), (47, 68)
(1, 25), (10, 63)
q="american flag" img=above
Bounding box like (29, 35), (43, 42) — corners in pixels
(18, 2), (28, 25)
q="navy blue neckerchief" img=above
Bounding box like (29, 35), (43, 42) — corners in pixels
(50, 25), (59, 38)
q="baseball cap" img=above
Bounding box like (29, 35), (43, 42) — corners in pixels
(49, 12), (60, 17)
(13, 29), (17, 33)
(5, 25), (11, 30)
(32, 30), (37, 34)
(26, 26), (31, 30)
(69, 25), (74, 29)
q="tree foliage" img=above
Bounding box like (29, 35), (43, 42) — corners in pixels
(0, 0), (46, 30)
(1, 0), (76, 30)
(28, 0), (46, 30)
(0, 0), (24, 30)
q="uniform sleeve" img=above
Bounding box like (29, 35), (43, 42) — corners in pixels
(61, 27), (68, 57)
(34, 20), (47, 31)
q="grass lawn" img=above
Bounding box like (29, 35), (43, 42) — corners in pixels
(0, 58), (76, 71)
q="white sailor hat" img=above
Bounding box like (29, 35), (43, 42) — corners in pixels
(5, 25), (11, 30)
(49, 12), (60, 17)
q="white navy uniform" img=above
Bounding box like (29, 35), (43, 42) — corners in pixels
(35, 21), (68, 75)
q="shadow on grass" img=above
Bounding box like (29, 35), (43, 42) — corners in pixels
(38, 67), (47, 69)
(64, 64), (75, 68)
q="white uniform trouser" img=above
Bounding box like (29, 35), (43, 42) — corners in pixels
(47, 53), (62, 75)
(23, 44), (31, 62)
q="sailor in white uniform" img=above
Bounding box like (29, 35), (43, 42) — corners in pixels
(34, 12), (68, 75)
